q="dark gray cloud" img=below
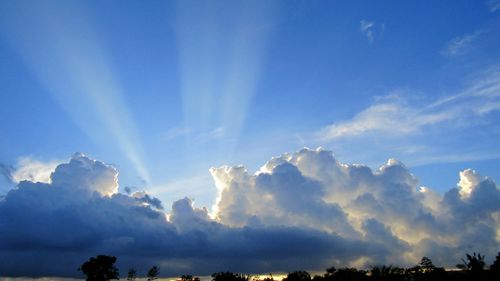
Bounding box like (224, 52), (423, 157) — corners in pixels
(0, 149), (499, 278)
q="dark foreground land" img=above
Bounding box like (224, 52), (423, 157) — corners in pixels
(76, 252), (500, 281)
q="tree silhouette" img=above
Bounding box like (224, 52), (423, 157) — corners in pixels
(182, 274), (201, 281)
(283, 271), (311, 281)
(211, 272), (250, 281)
(406, 257), (445, 281)
(323, 266), (336, 279)
(370, 265), (404, 281)
(127, 268), (137, 281)
(78, 255), (119, 281)
(419, 257), (435, 272)
(323, 267), (368, 281)
(456, 252), (485, 272)
(147, 265), (160, 281)
(491, 252), (500, 271)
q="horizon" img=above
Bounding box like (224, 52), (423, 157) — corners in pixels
(1, 0), (500, 279)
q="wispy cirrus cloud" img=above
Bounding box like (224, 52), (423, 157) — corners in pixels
(360, 20), (384, 44)
(441, 31), (482, 57)
(360, 20), (375, 43)
(313, 66), (500, 167)
(487, 0), (500, 12)
(317, 66), (500, 142)
(317, 99), (453, 141)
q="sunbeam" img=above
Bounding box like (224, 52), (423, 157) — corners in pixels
(0, 1), (151, 183)
(175, 0), (278, 159)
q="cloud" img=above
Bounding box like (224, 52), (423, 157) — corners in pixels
(50, 153), (119, 196)
(0, 153), (375, 277)
(1, 150), (499, 277)
(211, 148), (500, 266)
(131, 191), (164, 210)
(488, 0), (500, 12)
(11, 157), (62, 184)
(314, 66), (500, 165)
(317, 99), (451, 141)
(441, 31), (482, 57)
(360, 20), (383, 44)
(316, 95), (460, 141)
(360, 20), (375, 43)
(1, 157), (62, 196)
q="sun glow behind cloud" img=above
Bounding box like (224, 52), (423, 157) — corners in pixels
(0, 1), (151, 184)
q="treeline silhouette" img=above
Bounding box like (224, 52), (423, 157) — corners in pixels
(79, 252), (500, 281)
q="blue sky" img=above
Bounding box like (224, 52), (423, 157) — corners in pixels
(1, 0), (500, 209)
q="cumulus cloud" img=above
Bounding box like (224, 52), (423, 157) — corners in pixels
(1, 157), (62, 196)
(0, 152), (376, 277)
(131, 191), (164, 210)
(0, 150), (499, 278)
(211, 148), (500, 266)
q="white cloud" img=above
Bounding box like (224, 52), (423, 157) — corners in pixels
(11, 157), (61, 184)
(50, 153), (119, 196)
(1, 150), (499, 277)
(441, 31), (482, 57)
(457, 169), (483, 199)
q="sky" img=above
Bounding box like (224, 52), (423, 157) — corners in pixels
(0, 0), (500, 279)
